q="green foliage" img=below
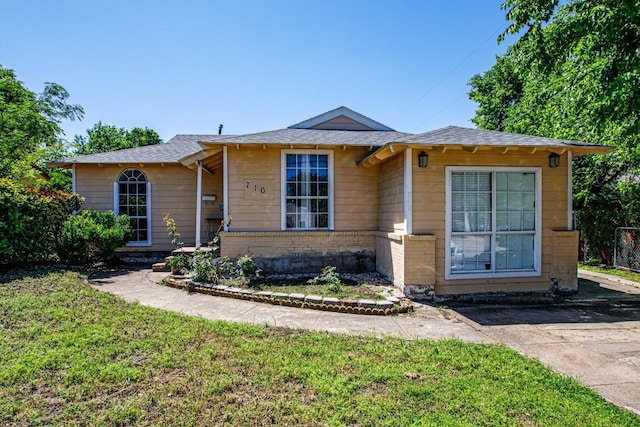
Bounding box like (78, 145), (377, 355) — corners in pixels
(468, 0), (640, 264)
(162, 213), (183, 249)
(1, 270), (637, 425)
(307, 265), (343, 293)
(0, 178), (81, 265)
(190, 251), (219, 284)
(57, 209), (132, 266)
(234, 255), (260, 279)
(72, 122), (162, 155)
(166, 253), (191, 274)
(0, 66), (83, 181)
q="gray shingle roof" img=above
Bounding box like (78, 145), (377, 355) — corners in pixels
(204, 128), (413, 146)
(400, 126), (601, 148)
(51, 125), (607, 167)
(50, 134), (225, 165)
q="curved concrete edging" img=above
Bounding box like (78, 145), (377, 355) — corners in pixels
(163, 277), (414, 316)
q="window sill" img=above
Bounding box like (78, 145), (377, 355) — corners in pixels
(126, 241), (152, 247)
(445, 270), (541, 281)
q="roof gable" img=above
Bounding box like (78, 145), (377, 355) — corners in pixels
(288, 106), (394, 131)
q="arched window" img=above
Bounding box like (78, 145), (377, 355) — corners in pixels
(114, 169), (151, 245)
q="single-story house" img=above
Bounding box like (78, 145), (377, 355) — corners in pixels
(51, 107), (611, 298)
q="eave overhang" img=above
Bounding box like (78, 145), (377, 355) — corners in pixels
(357, 143), (613, 168)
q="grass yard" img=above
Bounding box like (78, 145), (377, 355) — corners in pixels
(580, 263), (640, 283)
(1, 269), (638, 426)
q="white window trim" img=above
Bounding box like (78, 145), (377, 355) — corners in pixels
(281, 149), (334, 231)
(445, 166), (542, 280)
(114, 179), (152, 247)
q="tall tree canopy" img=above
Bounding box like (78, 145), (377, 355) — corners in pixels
(468, 0), (640, 263)
(72, 122), (162, 155)
(0, 66), (83, 180)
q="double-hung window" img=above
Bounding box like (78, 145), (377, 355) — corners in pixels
(445, 167), (541, 279)
(281, 150), (333, 230)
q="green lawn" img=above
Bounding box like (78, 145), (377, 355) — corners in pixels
(1, 270), (638, 426)
(580, 263), (640, 283)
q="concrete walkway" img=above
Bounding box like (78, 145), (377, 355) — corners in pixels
(89, 268), (640, 416)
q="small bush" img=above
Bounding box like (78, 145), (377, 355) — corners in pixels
(166, 253), (191, 274)
(219, 255), (260, 287)
(190, 251), (219, 284)
(307, 266), (342, 293)
(235, 255), (260, 279)
(57, 209), (132, 266)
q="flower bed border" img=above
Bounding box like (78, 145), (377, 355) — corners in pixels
(163, 277), (413, 316)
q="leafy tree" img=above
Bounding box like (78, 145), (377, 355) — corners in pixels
(468, 0), (640, 264)
(0, 66), (83, 180)
(72, 122), (162, 155)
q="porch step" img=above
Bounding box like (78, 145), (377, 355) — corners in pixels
(171, 246), (214, 256)
(152, 262), (170, 272)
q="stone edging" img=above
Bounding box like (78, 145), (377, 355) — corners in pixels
(163, 277), (413, 316)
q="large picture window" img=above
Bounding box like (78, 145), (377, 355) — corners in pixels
(114, 169), (151, 245)
(445, 167), (541, 279)
(281, 150), (333, 230)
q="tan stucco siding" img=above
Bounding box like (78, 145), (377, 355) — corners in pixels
(411, 150), (571, 295)
(378, 153), (404, 233)
(74, 163), (221, 251)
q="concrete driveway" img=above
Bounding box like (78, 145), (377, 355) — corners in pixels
(89, 268), (640, 416)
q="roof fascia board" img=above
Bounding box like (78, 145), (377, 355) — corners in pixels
(358, 143), (408, 168)
(180, 146), (223, 167)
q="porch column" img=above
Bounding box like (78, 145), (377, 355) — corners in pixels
(404, 148), (413, 235)
(72, 164), (77, 215)
(567, 150), (573, 230)
(223, 146), (229, 231)
(71, 164), (77, 193)
(195, 161), (203, 248)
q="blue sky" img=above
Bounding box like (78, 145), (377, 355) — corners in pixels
(2, 1), (514, 142)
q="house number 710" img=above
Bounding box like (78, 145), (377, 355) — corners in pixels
(245, 181), (266, 193)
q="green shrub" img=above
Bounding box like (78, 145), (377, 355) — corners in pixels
(220, 255), (260, 287)
(235, 255), (259, 279)
(190, 251), (219, 284)
(307, 266), (342, 293)
(57, 209), (132, 265)
(0, 178), (81, 265)
(167, 253), (191, 275)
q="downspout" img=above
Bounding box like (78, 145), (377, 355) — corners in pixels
(404, 148), (413, 235)
(196, 161), (203, 248)
(567, 150), (573, 230)
(223, 146), (229, 232)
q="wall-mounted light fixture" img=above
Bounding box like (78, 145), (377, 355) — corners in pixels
(549, 152), (560, 168)
(418, 151), (428, 168)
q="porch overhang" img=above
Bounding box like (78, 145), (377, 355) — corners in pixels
(180, 147), (223, 175)
(357, 143), (612, 168)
